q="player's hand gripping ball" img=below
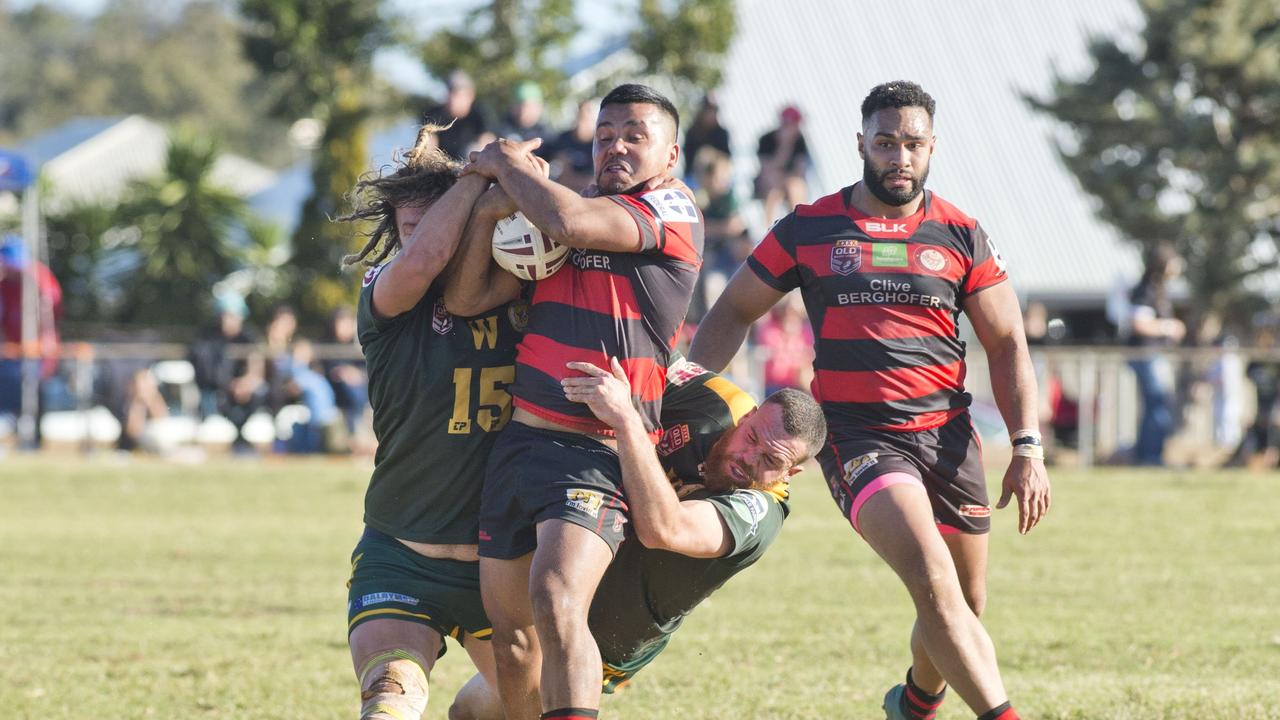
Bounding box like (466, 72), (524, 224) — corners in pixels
(491, 211), (569, 281)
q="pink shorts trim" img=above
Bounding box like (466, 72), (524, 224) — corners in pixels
(849, 471), (926, 535)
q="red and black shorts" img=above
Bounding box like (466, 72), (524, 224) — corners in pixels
(817, 411), (991, 535)
(479, 421), (630, 560)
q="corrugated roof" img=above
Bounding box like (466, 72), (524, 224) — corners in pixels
(717, 0), (1146, 300)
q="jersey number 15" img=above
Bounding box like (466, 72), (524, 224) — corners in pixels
(449, 366), (515, 434)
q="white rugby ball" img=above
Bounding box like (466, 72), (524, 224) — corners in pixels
(491, 211), (569, 281)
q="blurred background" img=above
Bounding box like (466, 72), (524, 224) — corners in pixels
(1, 0), (1278, 472)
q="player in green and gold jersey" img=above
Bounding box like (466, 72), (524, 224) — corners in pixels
(448, 359), (826, 715)
(338, 125), (531, 720)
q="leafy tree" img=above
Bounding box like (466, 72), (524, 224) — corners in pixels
(418, 0), (578, 117)
(240, 0), (393, 325)
(43, 201), (117, 323)
(114, 132), (255, 326)
(630, 0), (735, 113)
(1028, 0), (1280, 319)
(0, 1), (286, 164)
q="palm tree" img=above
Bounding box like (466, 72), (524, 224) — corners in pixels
(116, 132), (249, 326)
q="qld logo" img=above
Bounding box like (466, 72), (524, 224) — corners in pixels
(830, 240), (861, 276)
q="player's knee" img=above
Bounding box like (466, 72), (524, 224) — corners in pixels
(962, 582), (987, 617)
(489, 625), (537, 666)
(529, 583), (587, 642)
(358, 651), (430, 720)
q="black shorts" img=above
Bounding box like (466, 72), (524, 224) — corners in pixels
(817, 411), (990, 535)
(478, 421), (630, 560)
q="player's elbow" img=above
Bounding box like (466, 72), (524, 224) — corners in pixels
(633, 522), (680, 552)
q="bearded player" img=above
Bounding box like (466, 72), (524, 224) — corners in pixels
(337, 126), (529, 720)
(447, 358), (826, 716)
(690, 81), (1050, 720)
(446, 83), (703, 720)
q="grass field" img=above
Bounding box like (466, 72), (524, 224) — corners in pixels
(2, 455), (1278, 719)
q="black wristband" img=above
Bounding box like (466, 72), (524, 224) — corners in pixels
(1011, 435), (1042, 447)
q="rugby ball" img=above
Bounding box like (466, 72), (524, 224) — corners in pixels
(492, 211), (569, 281)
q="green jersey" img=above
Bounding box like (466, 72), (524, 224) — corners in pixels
(357, 266), (523, 543)
(588, 362), (791, 665)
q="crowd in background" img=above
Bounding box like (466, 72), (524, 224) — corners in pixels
(2, 71), (1279, 471)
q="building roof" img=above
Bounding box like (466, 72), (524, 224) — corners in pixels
(18, 116), (277, 210)
(717, 0), (1146, 303)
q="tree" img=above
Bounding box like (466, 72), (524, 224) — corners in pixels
(114, 132), (255, 326)
(631, 0), (736, 113)
(1028, 0), (1280, 319)
(239, 0), (394, 325)
(418, 0), (578, 117)
(0, 1), (287, 164)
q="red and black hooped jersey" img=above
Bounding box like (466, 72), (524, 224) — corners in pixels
(748, 187), (1007, 434)
(512, 187), (704, 440)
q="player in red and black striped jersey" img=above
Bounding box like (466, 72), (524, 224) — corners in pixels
(445, 83), (703, 720)
(690, 82), (1049, 720)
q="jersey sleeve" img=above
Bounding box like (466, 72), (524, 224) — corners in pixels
(607, 189), (704, 267)
(356, 263), (411, 346)
(705, 489), (786, 563)
(746, 217), (801, 292)
(962, 222), (1009, 297)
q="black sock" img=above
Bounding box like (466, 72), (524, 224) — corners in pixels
(902, 668), (946, 719)
(976, 701), (1018, 720)
(541, 708), (599, 720)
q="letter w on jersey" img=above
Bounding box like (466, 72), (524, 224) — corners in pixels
(469, 317), (499, 350)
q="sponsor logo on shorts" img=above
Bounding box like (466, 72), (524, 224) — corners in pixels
(959, 504), (991, 518)
(830, 239), (861, 276)
(842, 452), (879, 483)
(657, 423), (691, 456)
(353, 592), (420, 610)
(665, 358), (707, 385)
(565, 488), (605, 518)
(916, 247), (948, 273)
(432, 299), (453, 335)
(611, 513), (627, 534)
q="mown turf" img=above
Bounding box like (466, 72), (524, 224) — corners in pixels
(1, 455), (1277, 718)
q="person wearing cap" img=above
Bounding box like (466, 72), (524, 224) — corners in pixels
(187, 292), (267, 453)
(754, 104), (812, 224)
(494, 81), (551, 148)
(423, 70), (496, 162)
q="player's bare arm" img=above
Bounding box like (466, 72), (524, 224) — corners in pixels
(963, 280), (1051, 534)
(466, 138), (656, 253)
(689, 267), (786, 372)
(563, 358), (733, 558)
(442, 183), (525, 316)
(372, 172), (490, 319)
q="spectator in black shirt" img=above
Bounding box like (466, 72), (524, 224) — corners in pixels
(754, 105), (811, 224)
(422, 70), (494, 162)
(1126, 243), (1185, 466)
(682, 92), (731, 184)
(544, 98), (598, 193)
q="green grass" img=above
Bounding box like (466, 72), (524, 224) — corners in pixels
(2, 455), (1278, 719)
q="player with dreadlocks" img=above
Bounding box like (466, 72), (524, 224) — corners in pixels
(337, 124), (535, 720)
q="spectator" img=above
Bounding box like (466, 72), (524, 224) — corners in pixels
(494, 81), (550, 146)
(687, 151), (748, 321)
(116, 365), (169, 453)
(544, 98), (599, 193)
(263, 303), (298, 413)
(321, 305), (368, 438)
(754, 293), (814, 396)
(1196, 312), (1244, 453)
(682, 92), (731, 184)
(188, 292), (267, 454)
(0, 236), (62, 447)
(1127, 243), (1185, 466)
(754, 105), (811, 224)
(282, 339), (342, 454)
(1233, 322), (1280, 469)
(423, 70), (494, 162)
